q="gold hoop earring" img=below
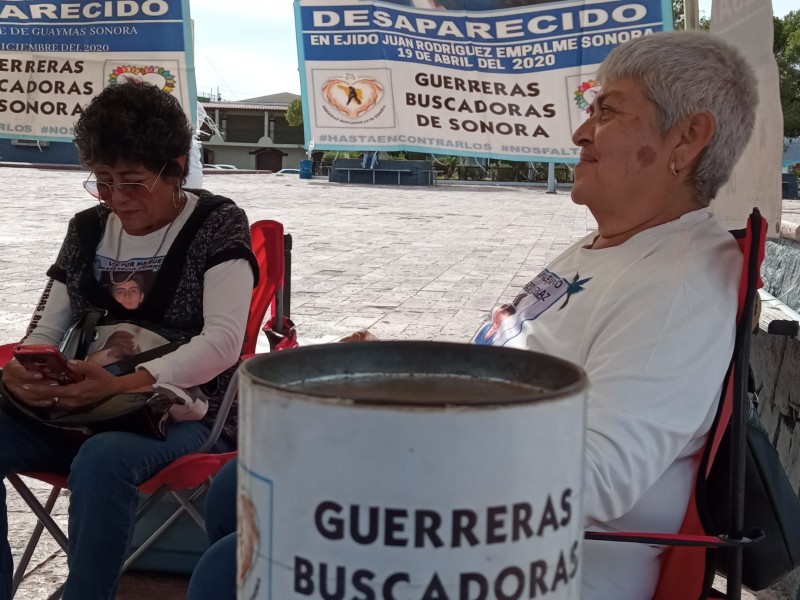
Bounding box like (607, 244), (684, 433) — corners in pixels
(669, 161), (678, 176)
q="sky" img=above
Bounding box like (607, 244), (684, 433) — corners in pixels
(189, 0), (797, 102)
(190, 0), (300, 101)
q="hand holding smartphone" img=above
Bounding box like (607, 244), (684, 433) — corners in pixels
(13, 345), (84, 385)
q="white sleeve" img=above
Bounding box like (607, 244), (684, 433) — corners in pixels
(582, 272), (737, 526)
(21, 280), (73, 347)
(137, 259), (254, 388)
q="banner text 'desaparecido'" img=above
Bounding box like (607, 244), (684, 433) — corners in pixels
(296, 0), (668, 161)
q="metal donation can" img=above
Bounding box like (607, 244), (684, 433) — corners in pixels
(238, 341), (587, 600)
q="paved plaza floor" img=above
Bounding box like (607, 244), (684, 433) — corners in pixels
(0, 167), (792, 598)
(0, 169), (597, 345)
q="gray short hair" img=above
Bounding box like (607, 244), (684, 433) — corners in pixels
(597, 30), (758, 206)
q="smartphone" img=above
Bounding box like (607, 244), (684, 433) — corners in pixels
(13, 345), (83, 385)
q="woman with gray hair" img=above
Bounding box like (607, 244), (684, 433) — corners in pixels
(476, 30), (758, 598)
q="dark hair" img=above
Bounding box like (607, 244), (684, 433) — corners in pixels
(74, 82), (192, 182)
(112, 272), (145, 291)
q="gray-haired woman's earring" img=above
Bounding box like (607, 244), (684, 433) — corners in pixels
(669, 161), (678, 176)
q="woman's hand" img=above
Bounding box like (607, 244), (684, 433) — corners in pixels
(3, 359), (126, 411)
(50, 360), (127, 410)
(57, 361), (156, 410)
(4, 358), (157, 412)
(337, 330), (379, 343)
(2, 358), (67, 409)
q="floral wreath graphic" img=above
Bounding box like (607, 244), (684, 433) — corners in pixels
(108, 65), (176, 93)
(574, 79), (600, 114)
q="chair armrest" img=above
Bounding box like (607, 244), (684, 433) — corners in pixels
(196, 368), (239, 454)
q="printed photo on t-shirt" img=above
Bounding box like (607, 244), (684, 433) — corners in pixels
(94, 256), (163, 310)
(85, 323), (170, 368)
(474, 268), (592, 346)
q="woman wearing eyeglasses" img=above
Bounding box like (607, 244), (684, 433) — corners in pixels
(0, 82), (257, 600)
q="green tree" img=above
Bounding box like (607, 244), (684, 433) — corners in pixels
(669, 6), (798, 138)
(285, 99), (304, 127)
(432, 155), (460, 179)
(774, 11), (800, 138)
(672, 0), (710, 31)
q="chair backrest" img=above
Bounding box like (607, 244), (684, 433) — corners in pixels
(0, 344), (14, 367)
(243, 220), (287, 356)
(652, 208), (767, 600)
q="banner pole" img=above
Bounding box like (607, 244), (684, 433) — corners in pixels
(546, 163), (557, 194)
(685, 0), (700, 30)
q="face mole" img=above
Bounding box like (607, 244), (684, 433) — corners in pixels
(637, 145), (656, 167)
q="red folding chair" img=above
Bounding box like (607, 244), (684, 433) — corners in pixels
(247, 220), (296, 354)
(3, 219), (292, 599)
(585, 208), (767, 600)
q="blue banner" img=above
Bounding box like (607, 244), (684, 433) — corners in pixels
(0, 0), (196, 142)
(296, 0), (672, 161)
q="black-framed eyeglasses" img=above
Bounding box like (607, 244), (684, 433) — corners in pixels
(83, 163), (167, 201)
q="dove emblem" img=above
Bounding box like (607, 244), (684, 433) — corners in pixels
(322, 77), (384, 119)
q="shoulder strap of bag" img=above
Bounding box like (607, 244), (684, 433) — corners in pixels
(102, 340), (185, 376)
(75, 307), (107, 360)
(73, 308), (188, 375)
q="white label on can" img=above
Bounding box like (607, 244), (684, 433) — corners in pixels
(238, 383), (585, 600)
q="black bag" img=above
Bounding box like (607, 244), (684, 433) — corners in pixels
(0, 309), (187, 440)
(0, 384), (173, 440)
(707, 393), (800, 590)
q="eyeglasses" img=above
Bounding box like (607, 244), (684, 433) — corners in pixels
(83, 163), (167, 201)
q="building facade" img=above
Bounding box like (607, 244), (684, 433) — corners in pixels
(0, 92), (306, 172)
(200, 92), (306, 171)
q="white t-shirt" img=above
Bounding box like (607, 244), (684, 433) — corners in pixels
(476, 208), (742, 599)
(24, 192), (254, 390)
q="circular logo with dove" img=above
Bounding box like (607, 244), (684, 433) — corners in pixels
(322, 76), (384, 120)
